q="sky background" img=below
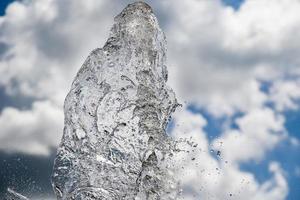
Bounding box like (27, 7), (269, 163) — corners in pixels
(0, 0), (299, 199)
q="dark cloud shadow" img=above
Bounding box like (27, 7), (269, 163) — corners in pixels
(0, 42), (10, 59)
(0, 86), (35, 112)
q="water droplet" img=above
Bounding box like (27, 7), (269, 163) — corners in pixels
(108, 62), (115, 67)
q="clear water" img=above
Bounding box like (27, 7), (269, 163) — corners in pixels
(52, 2), (180, 199)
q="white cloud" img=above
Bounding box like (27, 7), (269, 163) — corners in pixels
(212, 108), (286, 163)
(0, 0), (300, 111)
(269, 78), (300, 111)
(0, 0), (121, 103)
(290, 137), (300, 147)
(0, 100), (63, 155)
(165, 0), (300, 115)
(171, 108), (288, 200)
(0, 0), (129, 155)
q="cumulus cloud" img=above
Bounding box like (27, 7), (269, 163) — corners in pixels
(165, 0), (300, 115)
(0, 0), (129, 155)
(0, 0), (126, 102)
(171, 107), (288, 200)
(212, 107), (286, 163)
(269, 78), (300, 111)
(0, 100), (63, 155)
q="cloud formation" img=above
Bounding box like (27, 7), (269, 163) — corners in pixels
(0, 100), (62, 155)
(0, 0), (299, 199)
(171, 107), (288, 200)
(166, 0), (300, 115)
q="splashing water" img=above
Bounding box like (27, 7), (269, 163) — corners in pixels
(52, 2), (180, 199)
(6, 188), (29, 200)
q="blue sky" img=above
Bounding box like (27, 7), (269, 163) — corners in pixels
(187, 79), (300, 199)
(0, 0), (14, 15)
(187, 103), (300, 200)
(282, 109), (300, 200)
(0, 0), (299, 199)
(222, 0), (245, 9)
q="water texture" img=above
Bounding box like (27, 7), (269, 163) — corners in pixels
(52, 2), (179, 199)
(6, 188), (29, 200)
